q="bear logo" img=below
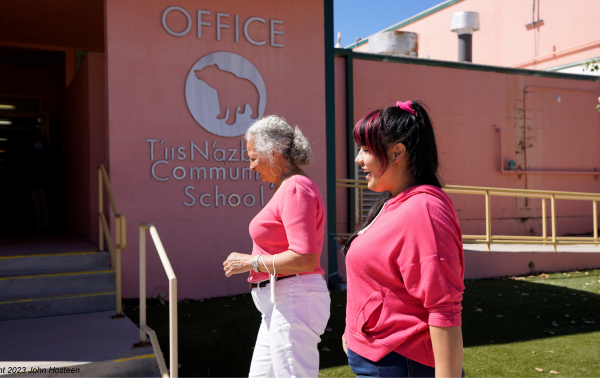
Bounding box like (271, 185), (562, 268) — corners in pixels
(185, 52), (267, 137)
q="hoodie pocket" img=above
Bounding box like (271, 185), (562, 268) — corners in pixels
(355, 292), (385, 337)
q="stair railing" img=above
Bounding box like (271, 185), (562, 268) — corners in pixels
(98, 164), (126, 318)
(336, 179), (600, 252)
(138, 223), (178, 378)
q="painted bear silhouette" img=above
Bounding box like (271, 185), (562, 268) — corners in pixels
(194, 65), (259, 125)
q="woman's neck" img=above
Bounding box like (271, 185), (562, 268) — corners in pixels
(389, 172), (415, 197)
(274, 165), (303, 193)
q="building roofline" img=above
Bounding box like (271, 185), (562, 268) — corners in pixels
(545, 57), (600, 73)
(344, 0), (464, 50)
(334, 48), (600, 82)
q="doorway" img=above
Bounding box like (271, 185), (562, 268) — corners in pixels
(0, 0), (105, 253)
(0, 47), (66, 235)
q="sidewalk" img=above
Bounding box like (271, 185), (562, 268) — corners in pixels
(0, 311), (159, 377)
(463, 243), (600, 279)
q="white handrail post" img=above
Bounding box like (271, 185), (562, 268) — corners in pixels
(593, 200), (598, 246)
(551, 194), (557, 252)
(170, 277), (178, 378)
(139, 224), (147, 343)
(139, 224), (178, 378)
(542, 198), (547, 245)
(485, 191), (491, 251)
(115, 217), (122, 316)
(99, 168), (104, 252)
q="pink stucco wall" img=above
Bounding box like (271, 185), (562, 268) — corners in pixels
(64, 56), (91, 238)
(464, 249), (600, 279)
(64, 52), (107, 243)
(334, 56), (600, 239)
(354, 0), (600, 71)
(88, 53), (108, 246)
(105, 0), (327, 299)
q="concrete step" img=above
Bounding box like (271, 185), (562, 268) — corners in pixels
(0, 290), (116, 321)
(0, 270), (115, 297)
(0, 311), (161, 377)
(0, 251), (109, 276)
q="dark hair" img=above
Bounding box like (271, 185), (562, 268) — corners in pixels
(341, 101), (442, 255)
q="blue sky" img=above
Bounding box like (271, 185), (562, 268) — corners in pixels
(334, 0), (446, 47)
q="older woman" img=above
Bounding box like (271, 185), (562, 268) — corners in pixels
(223, 115), (331, 378)
(341, 101), (465, 378)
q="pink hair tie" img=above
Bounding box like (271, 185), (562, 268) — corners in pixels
(396, 100), (416, 116)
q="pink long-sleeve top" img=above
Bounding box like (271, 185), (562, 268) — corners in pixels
(345, 185), (464, 367)
(248, 175), (325, 283)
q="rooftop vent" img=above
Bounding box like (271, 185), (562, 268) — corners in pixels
(335, 31), (342, 48)
(369, 31), (418, 57)
(451, 11), (480, 62)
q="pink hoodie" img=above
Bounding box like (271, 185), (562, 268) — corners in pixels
(344, 185), (464, 368)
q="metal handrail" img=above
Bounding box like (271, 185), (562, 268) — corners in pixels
(98, 165), (126, 317)
(336, 179), (599, 251)
(139, 223), (178, 378)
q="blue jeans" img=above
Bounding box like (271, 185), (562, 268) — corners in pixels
(348, 348), (466, 378)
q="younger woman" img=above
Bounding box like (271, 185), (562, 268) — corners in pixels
(341, 101), (465, 378)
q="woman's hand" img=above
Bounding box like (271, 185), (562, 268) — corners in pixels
(342, 334), (348, 356)
(223, 251), (318, 277)
(223, 252), (252, 277)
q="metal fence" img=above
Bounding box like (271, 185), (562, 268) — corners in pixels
(336, 179), (600, 251)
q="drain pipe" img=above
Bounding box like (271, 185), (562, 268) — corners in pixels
(451, 11), (480, 62)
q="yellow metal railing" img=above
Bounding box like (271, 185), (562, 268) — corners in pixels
(336, 179), (600, 251)
(98, 165), (126, 317)
(139, 223), (178, 378)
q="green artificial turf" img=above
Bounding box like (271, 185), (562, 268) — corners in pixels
(460, 269), (600, 378)
(123, 268), (600, 378)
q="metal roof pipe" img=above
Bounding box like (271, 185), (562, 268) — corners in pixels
(458, 34), (473, 62)
(451, 11), (480, 62)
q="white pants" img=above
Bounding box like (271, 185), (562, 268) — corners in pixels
(249, 274), (331, 378)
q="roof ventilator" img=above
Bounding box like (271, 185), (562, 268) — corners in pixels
(451, 11), (480, 62)
(369, 31), (418, 57)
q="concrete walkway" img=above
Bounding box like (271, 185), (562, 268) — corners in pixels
(0, 311), (160, 377)
(463, 243), (600, 279)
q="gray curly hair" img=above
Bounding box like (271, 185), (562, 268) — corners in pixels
(245, 115), (314, 166)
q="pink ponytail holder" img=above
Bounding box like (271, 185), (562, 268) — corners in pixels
(396, 100), (416, 116)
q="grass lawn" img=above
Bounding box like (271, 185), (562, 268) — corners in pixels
(123, 268), (600, 377)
